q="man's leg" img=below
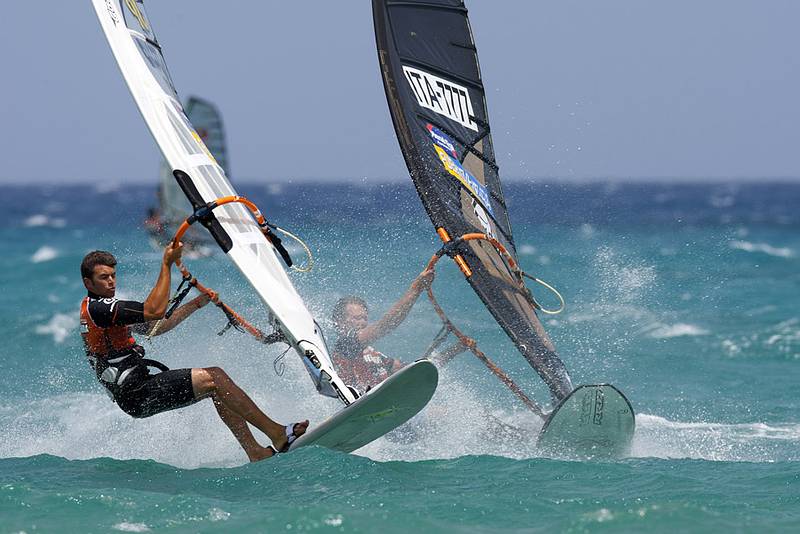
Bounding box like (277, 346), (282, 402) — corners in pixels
(212, 397), (275, 462)
(192, 367), (308, 453)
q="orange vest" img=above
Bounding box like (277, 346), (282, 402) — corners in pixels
(80, 297), (137, 359)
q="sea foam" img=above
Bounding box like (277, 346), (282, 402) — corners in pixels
(646, 322), (710, 339)
(24, 214), (66, 228)
(34, 313), (78, 344)
(31, 246), (59, 263)
(730, 240), (794, 258)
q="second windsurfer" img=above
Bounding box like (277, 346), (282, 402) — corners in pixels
(331, 267), (465, 393)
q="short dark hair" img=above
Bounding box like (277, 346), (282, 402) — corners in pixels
(81, 250), (117, 280)
(331, 296), (367, 328)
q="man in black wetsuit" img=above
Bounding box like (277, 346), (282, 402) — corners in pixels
(79, 244), (307, 461)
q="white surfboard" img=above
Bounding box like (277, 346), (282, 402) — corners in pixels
(537, 384), (635, 458)
(289, 360), (438, 453)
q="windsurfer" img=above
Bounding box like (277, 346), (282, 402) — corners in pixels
(79, 245), (307, 462)
(143, 207), (164, 239)
(331, 267), (465, 393)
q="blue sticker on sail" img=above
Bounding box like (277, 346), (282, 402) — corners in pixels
(426, 124), (457, 157)
(432, 145), (494, 215)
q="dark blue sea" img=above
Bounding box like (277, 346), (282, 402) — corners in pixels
(1, 181), (799, 532)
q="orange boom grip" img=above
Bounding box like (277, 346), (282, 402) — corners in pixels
(173, 195), (268, 245)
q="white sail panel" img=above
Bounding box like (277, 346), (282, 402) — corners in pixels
(92, 0), (354, 403)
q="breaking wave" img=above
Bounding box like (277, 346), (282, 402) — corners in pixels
(730, 240), (794, 258)
(31, 245), (59, 263)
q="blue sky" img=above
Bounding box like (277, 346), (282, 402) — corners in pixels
(2, 1), (799, 183)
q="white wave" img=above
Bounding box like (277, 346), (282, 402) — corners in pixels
(31, 246), (59, 263)
(721, 318), (800, 358)
(94, 181), (121, 193)
(23, 214), (66, 228)
(646, 323), (709, 339)
(730, 240), (794, 258)
(112, 522), (151, 532)
(23, 214), (49, 227)
(208, 508), (231, 522)
(34, 313), (78, 344)
(630, 413), (800, 462)
(518, 244), (536, 256)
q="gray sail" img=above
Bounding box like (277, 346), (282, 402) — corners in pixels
(373, 0), (573, 401)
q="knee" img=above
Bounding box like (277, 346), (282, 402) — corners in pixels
(204, 366), (230, 389)
(193, 366), (228, 396)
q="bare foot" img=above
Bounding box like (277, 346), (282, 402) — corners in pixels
(273, 420), (309, 452)
(248, 446), (277, 463)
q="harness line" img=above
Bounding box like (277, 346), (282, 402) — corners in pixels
(424, 229), (569, 419)
(149, 196), (291, 347)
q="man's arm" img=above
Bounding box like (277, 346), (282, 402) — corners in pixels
(144, 293), (214, 336)
(142, 241), (183, 321)
(357, 267), (434, 345)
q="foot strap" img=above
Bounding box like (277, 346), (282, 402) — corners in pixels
(280, 423), (301, 452)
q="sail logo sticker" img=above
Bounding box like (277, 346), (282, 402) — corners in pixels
(426, 124), (457, 157)
(432, 145), (492, 215)
(431, 144), (495, 236)
(403, 66), (478, 131)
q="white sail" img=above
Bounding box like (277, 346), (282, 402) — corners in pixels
(158, 97), (227, 248)
(92, 0), (355, 404)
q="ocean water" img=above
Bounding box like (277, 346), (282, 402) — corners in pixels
(1, 181), (799, 532)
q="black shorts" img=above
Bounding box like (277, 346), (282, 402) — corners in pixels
(115, 368), (199, 419)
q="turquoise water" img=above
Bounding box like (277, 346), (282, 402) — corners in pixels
(2, 182), (799, 532)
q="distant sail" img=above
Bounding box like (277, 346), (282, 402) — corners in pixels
(157, 97), (229, 249)
(93, 0), (356, 404)
(373, 0), (573, 401)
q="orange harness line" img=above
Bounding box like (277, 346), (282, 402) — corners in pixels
(174, 264), (274, 344)
(426, 228), (545, 418)
(159, 196), (279, 345)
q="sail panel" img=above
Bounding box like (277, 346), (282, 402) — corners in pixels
(373, 0), (573, 401)
(93, 0), (354, 403)
(186, 97), (230, 174)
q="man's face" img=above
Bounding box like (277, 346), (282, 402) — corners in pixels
(83, 265), (116, 298)
(341, 303), (368, 332)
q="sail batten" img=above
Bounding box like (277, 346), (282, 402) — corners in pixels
(373, 0), (574, 402)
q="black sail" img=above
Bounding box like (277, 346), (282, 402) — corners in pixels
(373, 0), (573, 402)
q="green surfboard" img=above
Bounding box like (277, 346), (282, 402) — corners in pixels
(289, 359), (438, 453)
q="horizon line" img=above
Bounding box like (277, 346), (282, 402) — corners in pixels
(2, 175), (800, 187)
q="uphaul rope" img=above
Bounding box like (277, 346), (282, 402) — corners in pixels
(147, 196), (297, 344)
(423, 229), (567, 418)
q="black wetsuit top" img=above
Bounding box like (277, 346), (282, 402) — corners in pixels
(81, 293), (197, 419)
(85, 293), (147, 331)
